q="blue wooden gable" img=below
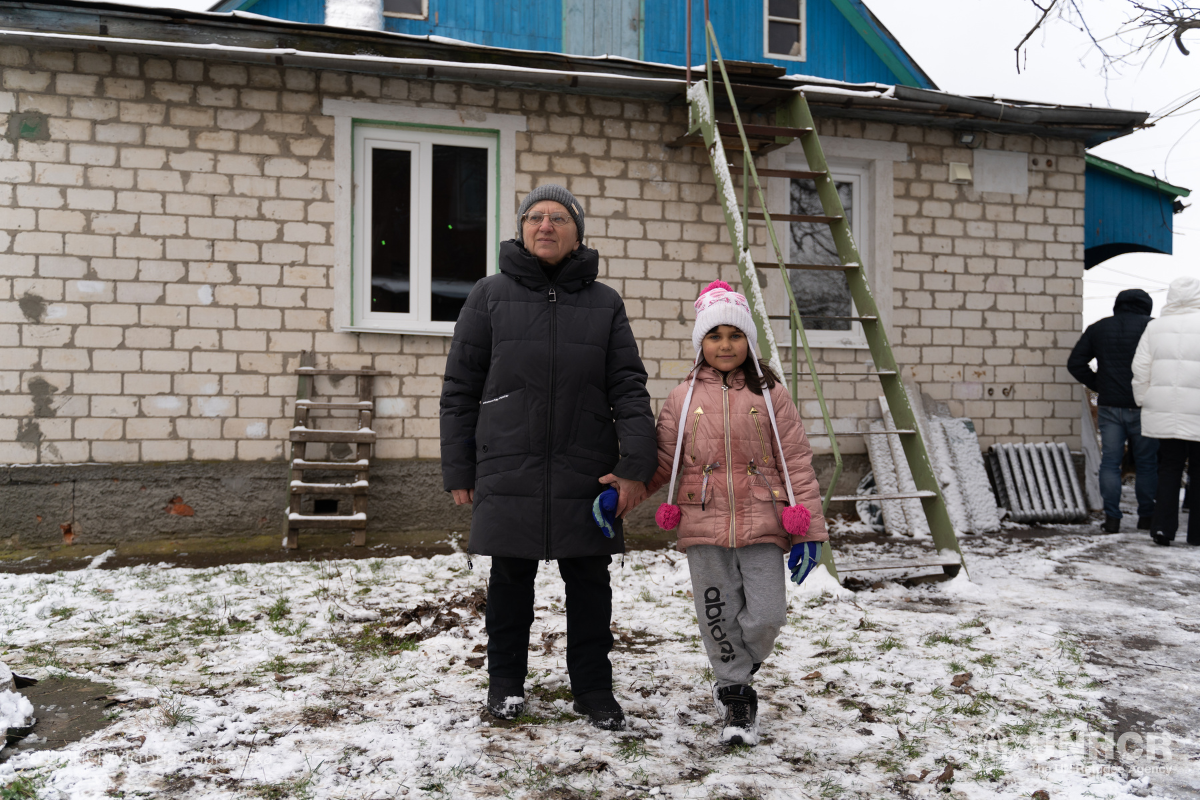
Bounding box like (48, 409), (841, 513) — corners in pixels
(1084, 155), (1190, 269)
(208, 0), (935, 88)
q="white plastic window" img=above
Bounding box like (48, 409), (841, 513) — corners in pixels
(765, 0), (806, 61)
(352, 125), (497, 335)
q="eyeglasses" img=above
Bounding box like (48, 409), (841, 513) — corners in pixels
(522, 212), (574, 228)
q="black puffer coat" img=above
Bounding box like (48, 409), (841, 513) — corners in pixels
(440, 240), (657, 559)
(1067, 288), (1153, 408)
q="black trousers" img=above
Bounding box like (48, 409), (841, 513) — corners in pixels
(1149, 438), (1200, 544)
(485, 555), (614, 696)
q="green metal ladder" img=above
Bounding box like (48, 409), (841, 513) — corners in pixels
(679, 22), (964, 581)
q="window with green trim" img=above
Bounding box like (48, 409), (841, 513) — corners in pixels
(352, 124), (497, 335)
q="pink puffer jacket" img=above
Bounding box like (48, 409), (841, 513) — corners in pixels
(648, 364), (828, 552)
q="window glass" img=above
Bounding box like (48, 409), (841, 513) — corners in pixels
(383, 0), (424, 17)
(790, 178), (853, 331)
(769, 0), (800, 17)
(768, 21), (802, 56)
(430, 145), (489, 322)
(371, 149), (412, 314)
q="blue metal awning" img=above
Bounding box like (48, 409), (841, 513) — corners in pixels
(1085, 154), (1190, 269)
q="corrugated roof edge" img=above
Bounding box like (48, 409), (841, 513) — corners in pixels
(0, 0), (1151, 145)
(1086, 154), (1191, 198)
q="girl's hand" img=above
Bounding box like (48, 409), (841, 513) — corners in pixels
(451, 488), (474, 505)
(598, 474), (646, 518)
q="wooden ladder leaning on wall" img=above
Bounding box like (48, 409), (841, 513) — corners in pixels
(284, 351), (392, 549)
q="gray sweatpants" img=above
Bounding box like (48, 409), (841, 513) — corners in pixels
(687, 543), (788, 687)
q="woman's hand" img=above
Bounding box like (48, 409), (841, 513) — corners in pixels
(451, 488), (474, 506)
(598, 474), (646, 518)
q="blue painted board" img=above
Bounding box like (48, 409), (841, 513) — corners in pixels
(642, 0), (911, 85)
(1085, 166), (1174, 255)
(563, 0), (641, 58)
(383, 0), (561, 52)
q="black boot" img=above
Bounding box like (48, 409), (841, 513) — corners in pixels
(1101, 515), (1121, 533)
(572, 690), (625, 730)
(1138, 516), (1153, 531)
(715, 684), (758, 746)
(486, 680), (525, 719)
(1150, 531), (1173, 547)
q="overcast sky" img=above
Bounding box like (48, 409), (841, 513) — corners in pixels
(866, 0), (1197, 326)
(113, 0), (1195, 326)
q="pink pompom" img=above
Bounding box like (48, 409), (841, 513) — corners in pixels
(782, 504), (811, 536)
(655, 503), (682, 531)
(701, 280), (733, 295)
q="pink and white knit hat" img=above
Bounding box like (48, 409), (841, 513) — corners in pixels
(690, 280), (758, 355)
(654, 280), (811, 537)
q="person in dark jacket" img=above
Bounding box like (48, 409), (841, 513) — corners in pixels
(1067, 288), (1157, 533)
(440, 185), (657, 730)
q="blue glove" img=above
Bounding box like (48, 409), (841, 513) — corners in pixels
(788, 541), (822, 585)
(592, 487), (619, 539)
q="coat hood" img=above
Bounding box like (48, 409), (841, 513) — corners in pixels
(1161, 276), (1200, 316)
(1113, 288), (1153, 317)
(498, 239), (599, 293)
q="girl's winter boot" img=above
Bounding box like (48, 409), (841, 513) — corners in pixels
(715, 684), (759, 745)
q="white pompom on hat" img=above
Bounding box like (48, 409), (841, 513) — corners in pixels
(691, 280), (758, 355)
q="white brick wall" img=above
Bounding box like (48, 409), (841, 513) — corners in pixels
(0, 44), (1087, 466)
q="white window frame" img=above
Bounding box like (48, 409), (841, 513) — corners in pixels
(382, 0), (427, 20)
(764, 0), (807, 62)
(766, 136), (908, 349)
(325, 99), (526, 336)
(353, 125), (496, 335)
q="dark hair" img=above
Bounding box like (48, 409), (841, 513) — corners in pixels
(698, 326), (780, 396)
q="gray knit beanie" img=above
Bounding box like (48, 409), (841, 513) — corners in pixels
(516, 184), (585, 243)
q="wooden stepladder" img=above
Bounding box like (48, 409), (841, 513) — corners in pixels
(284, 352), (391, 549)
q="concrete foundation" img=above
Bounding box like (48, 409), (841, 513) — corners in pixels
(0, 455), (872, 550)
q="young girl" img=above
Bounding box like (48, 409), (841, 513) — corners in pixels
(648, 280), (828, 746)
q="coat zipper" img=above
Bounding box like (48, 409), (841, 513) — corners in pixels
(722, 381), (735, 548)
(688, 406), (704, 463)
(749, 407), (771, 464)
(544, 285), (557, 561)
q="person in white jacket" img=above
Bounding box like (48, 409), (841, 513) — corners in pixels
(1132, 276), (1200, 546)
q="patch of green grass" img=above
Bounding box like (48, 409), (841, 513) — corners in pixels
(817, 776), (844, 798)
(270, 619), (309, 638)
(876, 636), (902, 652)
(530, 684), (573, 703)
(922, 632), (973, 648)
(156, 694), (197, 729)
(959, 615), (987, 628)
(636, 588), (655, 603)
(976, 766), (1005, 782)
(331, 623), (419, 658)
(20, 642), (66, 670)
(813, 635), (833, 648)
(1, 772), (44, 800)
(188, 616), (228, 638)
(265, 597), (290, 622)
(948, 660), (967, 673)
(49, 606), (76, 621)
(616, 738), (649, 762)
(973, 653), (997, 668)
(829, 649), (860, 664)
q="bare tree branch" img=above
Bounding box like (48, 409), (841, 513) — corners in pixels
(1016, 0), (1062, 72)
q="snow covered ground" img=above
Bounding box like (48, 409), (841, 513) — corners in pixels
(2, 523), (1197, 799)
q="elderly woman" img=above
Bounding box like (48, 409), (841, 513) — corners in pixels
(440, 185), (656, 730)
